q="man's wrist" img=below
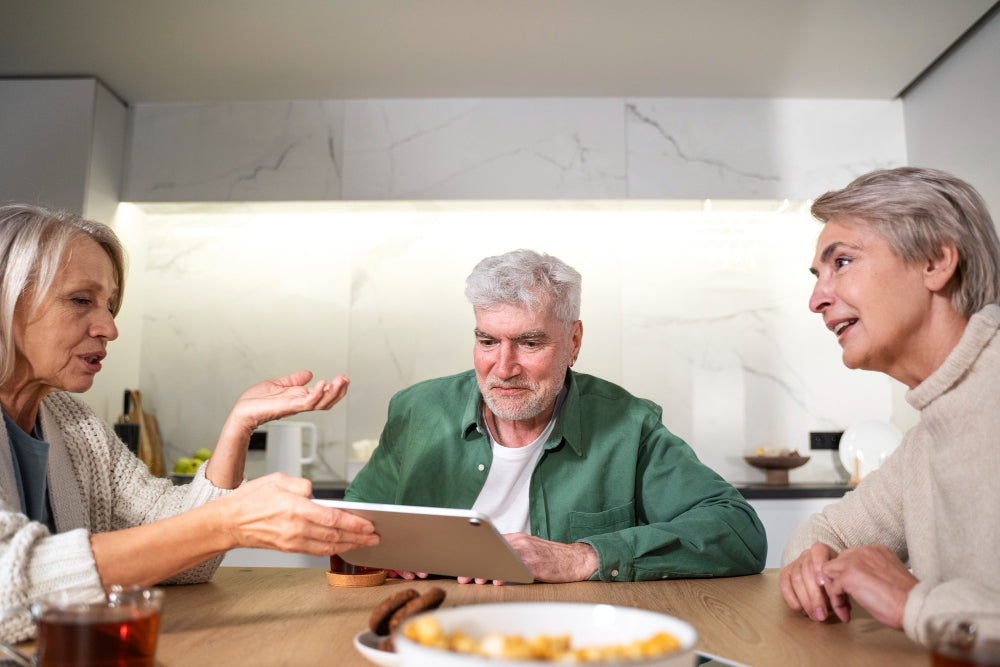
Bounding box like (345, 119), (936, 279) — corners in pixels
(574, 542), (600, 580)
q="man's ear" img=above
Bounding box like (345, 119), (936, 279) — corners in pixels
(924, 243), (959, 293)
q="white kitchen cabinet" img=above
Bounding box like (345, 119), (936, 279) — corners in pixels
(221, 548), (330, 568)
(748, 497), (840, 569)
(0, 78), (126, 222)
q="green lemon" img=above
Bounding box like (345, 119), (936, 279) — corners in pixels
(173, 457), (193, 474)
(193, 448), (212, 461)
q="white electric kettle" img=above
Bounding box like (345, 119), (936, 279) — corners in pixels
(265, 421), (317, 477)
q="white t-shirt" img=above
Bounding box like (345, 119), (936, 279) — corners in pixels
(472, 390), (565, 535)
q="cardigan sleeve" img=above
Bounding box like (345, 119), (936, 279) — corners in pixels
(0, 507), (104, 643)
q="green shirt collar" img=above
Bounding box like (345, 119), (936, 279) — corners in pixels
(460, 369), (584, 457)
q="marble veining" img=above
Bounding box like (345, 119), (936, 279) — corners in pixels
(117, 201), (903, 485)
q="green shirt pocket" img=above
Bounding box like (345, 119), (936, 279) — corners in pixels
(568, 501), (635, 541)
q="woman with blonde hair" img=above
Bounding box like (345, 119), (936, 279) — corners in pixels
(0, 204), (377, 642)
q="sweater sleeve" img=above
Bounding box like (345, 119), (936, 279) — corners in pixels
(904, 578), (1000, 645)
(781, 441), (909, 566)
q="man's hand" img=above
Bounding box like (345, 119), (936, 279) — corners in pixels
(504, 533), (599, 582)
(819, 545), (917, 628)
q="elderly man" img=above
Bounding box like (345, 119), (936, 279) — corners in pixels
(346, 249), (766, 582)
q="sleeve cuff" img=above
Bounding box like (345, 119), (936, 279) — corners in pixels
(27, 528), (104, 598)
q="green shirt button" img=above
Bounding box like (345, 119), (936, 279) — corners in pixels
(478, 463), (485, 471)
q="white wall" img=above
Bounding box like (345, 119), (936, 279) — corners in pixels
(125, 97), (905, 202)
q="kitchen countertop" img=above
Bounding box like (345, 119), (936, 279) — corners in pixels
(309, 479), (853, 501)
(735, 482), (853, 499)
(310, 479), (349, 499)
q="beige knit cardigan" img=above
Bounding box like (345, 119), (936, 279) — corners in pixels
(0, 392), (233, 642)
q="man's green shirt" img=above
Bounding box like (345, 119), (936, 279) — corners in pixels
(346, 370), (766, 581)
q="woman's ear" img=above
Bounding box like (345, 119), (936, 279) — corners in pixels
(924, 243), (959, 292)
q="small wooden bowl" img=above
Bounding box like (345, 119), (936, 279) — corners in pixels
(743, 455), (810, 485)
(326, 568), (387, 587)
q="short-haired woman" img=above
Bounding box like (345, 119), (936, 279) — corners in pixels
(779, 167), (1000, 644)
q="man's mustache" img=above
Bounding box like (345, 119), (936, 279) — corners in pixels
(486, 380), (533, 390)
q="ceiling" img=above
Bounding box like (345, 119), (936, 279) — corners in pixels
(0, 1), (996, 104)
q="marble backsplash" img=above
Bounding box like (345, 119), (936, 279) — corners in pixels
(106, 199), (903, 484)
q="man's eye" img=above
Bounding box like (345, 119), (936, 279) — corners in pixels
(834, 257), (852, 269)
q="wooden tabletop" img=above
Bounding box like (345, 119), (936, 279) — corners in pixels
(140, 567), (930, 666)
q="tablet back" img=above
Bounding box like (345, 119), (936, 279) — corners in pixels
(314, 499), (534, 584)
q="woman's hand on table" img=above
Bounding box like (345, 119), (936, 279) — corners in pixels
(779, 542), (838, 621)
(817, 544), (916, 629)
(219, 473), (378, 555)
(780, 542), (916, 629)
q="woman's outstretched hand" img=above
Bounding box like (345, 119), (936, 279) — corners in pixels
(230, 370), (350, 431)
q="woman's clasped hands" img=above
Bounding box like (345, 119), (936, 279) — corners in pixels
(779, 542), (918, 629)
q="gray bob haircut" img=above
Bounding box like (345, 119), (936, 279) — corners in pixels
(0, 204), (126, 386)
(465, 249), (582, 323)
(811, 167), (1000, 318)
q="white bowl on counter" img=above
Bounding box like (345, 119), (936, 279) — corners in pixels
(395, 601), (698, 666)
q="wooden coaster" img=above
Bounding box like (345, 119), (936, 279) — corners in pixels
(326, 569), (387, 587)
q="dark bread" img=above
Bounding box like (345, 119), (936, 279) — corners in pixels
(368, 588), (418, 635)
(387, 587), (447, 634)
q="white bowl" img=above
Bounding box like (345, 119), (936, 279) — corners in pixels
(354, 630), (400, 666)
(395, 602), (697, 666)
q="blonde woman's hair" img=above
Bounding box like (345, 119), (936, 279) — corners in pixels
(0, 204), (125, 385)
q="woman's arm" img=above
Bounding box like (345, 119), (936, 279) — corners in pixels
(205, 371), (350, 489)
(89, 474), (377, 586)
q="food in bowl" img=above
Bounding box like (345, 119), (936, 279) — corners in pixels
(395, 602), (698, 666)
(403, 614), (680, 662)
(367, 587), (448, 652)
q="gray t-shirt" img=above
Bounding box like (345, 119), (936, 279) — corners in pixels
(3, 410), (56, 532)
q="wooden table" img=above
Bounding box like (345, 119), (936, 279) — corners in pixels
(140, 567), (929, 666)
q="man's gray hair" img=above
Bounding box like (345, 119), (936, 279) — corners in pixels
(812, 167), (1000, 318)
(465, 249), (582, 323)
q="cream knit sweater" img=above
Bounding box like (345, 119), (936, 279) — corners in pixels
(0, 392), (233, 642)
(782, 304), (1000, 644)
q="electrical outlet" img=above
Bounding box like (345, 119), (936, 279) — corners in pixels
(810, 431), (843, 450)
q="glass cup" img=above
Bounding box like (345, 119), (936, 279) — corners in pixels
(928, 613), (1000, 667)
(0, 585), (164, 667)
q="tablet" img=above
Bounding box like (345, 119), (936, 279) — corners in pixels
(313, 499), (534, 583)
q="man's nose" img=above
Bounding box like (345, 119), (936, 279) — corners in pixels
(494, 342), (521, 378)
